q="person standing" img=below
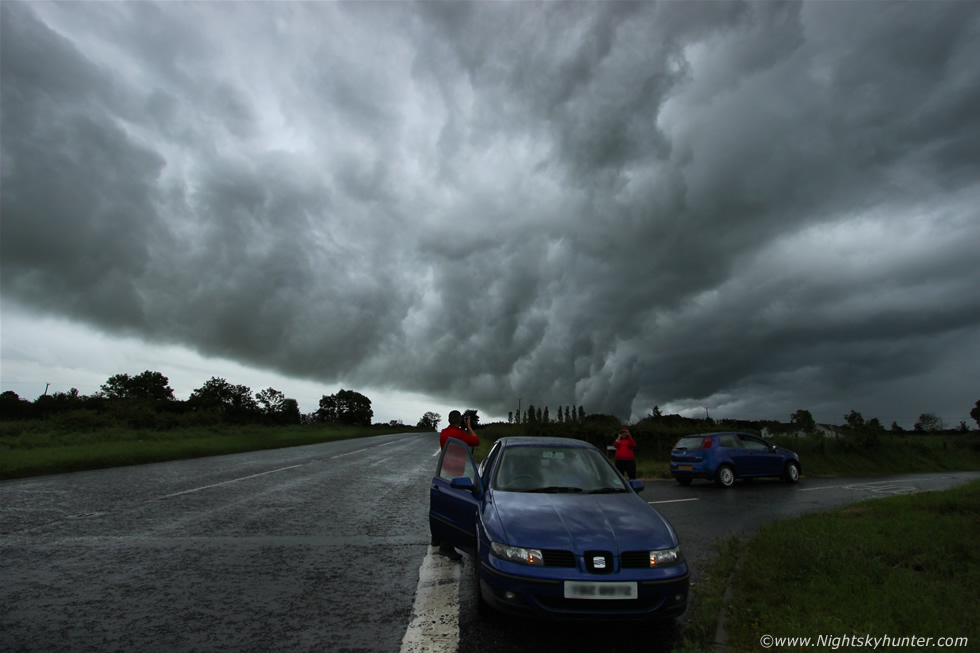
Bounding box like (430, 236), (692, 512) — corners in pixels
(436, 410), (480, 561)
(613, 427), (637, 480)
(439, 410), (480, 450)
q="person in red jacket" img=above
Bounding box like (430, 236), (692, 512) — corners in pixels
(613, 427), (637, 480)
(439, 410), (480, 450)
(436, 410), (480, 561)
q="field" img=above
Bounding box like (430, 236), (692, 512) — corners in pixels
(678, 480), (980, 652)
(0, 421), (428, 479)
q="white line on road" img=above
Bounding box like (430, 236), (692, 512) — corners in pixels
(160, 464), (304, 498)
(648, 498), (701, 505)
(332, 447), (371, 458)
(400, 548), (461, 653)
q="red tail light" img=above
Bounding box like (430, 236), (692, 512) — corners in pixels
(702, 437), (712, 449)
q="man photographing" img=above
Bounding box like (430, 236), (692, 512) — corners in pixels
(439, 410), (480, 450)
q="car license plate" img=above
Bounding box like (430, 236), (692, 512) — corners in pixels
(564, 581), (637, 600)
(677, 465), (693, 471)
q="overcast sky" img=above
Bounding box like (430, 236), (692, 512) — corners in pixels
(2, 1), (979, 429)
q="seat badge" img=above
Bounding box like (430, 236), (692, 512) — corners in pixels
(593, 556), (606, 569)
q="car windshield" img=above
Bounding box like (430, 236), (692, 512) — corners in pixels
(493, 445), (629, 493)
(673, 436), (704, 450)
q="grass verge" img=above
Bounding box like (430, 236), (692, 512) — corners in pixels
(674, 534), (743, 653)
(0, 423), (427, 479)
(677, 480), (980, 652)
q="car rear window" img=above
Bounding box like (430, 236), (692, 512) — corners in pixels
(673, 437), (704, 450)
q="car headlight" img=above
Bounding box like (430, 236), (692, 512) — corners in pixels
(649, 546), (683, 567)
(491, 542), (544, 566)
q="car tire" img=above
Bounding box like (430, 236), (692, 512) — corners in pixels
(715, 465), (736, 488)
(783, 462), (801, 483)
(675, 477), (692, 486)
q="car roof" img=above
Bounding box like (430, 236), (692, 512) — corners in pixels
(496, 436), (597, 450)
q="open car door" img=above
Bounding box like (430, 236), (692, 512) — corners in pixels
(428, 437), (482, 555)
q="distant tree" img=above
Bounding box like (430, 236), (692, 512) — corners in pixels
(843, 410), (865, 430)
(790, 409), (816, 434)
(0, 391), (35, 420)
(526, 404), (537, 424)
(508, 411), (514, 424)
(280, 398), (301, 424)
(256, 388), (287, 415)
(914, 412), (944, 433)
(578, 406), (586, 421)
(189, 377), (258, 417)
(650, 405), (663, 419)
(890, 421), (905, 433)
(565, 406), (571, 423)
(99, 371), (175, 401)
(971, 400), (980, 429)
(536, 407), (543, 422)
(253, 388), (299, 424)
(543, 406), (550, 423)
(317, 389), (373, 426)
(418, 412), (441, 430)
(463, 409), (480, 428)
(958, 421), (970, 433)
(842, 410), (884, 448)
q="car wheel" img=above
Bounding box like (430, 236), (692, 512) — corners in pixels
(783, 462), (800, 483)
(715, 465), (736, 488)
(675, 477), (692, 486)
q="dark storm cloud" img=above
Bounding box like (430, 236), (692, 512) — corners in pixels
(2, 1), (979, 426)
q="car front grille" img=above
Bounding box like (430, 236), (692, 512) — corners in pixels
(542, 549), (576, 568)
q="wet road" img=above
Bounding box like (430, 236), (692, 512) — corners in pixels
(1, 432), (439, 652)
(3, 435), (977, 653)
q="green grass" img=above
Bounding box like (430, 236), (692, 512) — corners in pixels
(674, 534), (743, 653)
(0, 422), (428, 479)
(677, 481), (980, 652)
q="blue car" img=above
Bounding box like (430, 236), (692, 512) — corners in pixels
(670, 432), (801, 488)
(429, 436), (689, 620)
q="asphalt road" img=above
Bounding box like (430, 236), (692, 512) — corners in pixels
(3, 434), (977, 653)
(1, 432), (440, 652)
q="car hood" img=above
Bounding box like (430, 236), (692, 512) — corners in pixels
(488, 490), (677, 553)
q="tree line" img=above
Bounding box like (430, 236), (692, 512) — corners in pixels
(0, 370), (389, 429)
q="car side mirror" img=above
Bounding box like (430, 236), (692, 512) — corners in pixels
(450, 476), (477, 492)
(630, 479), (645, 493)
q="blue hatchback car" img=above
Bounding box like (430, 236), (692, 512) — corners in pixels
(669, 432), (801, 488)
(429, 436), (689, 620)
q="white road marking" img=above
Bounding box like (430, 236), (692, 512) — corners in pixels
(332, 447), (370, 458)
(648, 498), (701, 505)
(400, 548), (462, 653)
(160, 464), (304, 498)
